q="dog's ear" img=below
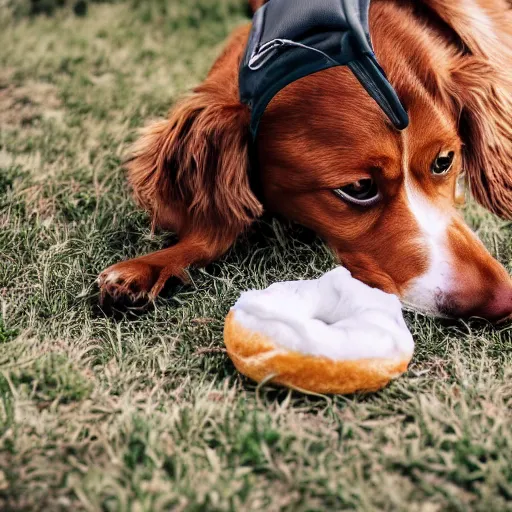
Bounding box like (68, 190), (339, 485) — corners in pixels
(127, 81), (263, 237)
(423, 0), (512, 219)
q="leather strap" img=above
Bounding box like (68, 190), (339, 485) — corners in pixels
(239, 0), (409, 137)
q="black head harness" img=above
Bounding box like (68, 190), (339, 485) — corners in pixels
(239, 0), (409, 138)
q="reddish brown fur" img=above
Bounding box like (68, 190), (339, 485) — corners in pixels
(423, 0), (512, 218)
(248, 0), (266, 12)
(99, 26), (261, 302)
(98, 0), (512, 321)
(128, 25), (261, 237)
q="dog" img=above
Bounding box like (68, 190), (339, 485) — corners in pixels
(98, 0), (512, 323)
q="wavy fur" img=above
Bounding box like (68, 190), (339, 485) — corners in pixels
(423, 0), (512, 218)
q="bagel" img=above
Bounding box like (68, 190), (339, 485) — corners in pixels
(224, 267), (414, 394)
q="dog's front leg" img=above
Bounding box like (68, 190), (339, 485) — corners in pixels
(97, 233), (230, 306)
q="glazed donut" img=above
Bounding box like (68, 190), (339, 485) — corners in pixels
(224, 267), (414, 395)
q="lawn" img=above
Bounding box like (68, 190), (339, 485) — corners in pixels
(0, 1), (511, 510)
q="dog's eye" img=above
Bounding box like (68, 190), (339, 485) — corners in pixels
(432, 151), (455, 175)
(334, 179), (381, 206)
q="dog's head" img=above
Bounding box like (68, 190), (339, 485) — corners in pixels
(255, 1), (512, 321)
(129, 0), (512, 322)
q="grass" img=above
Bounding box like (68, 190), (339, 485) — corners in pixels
(0, 1), (511, 510)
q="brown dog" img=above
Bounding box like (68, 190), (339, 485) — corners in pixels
(99, 0), (512, 322)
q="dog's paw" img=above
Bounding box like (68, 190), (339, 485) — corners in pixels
(98, 261), (158, 307)
(97, 260), (190, 308)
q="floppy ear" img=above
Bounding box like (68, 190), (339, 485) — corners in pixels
(422, 0), (512, 219)
(126, 80), (263, 238)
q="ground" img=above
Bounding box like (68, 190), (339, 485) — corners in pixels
(0, 1), (511, 511)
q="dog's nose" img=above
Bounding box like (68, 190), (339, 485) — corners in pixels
(455, 282), (512, 323)
(477, 284), (512, 323)
(442, 280), (512, 323)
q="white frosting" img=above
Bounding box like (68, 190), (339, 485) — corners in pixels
(232, 267), (414, 361)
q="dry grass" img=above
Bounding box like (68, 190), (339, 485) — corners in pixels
(0, 1), (511, 510)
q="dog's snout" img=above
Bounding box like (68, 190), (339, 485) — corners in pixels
(401, 214), (512, 323)
(439, 218), (512, 324)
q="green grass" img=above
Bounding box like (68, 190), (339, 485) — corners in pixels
(0, 1), (511, 510)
